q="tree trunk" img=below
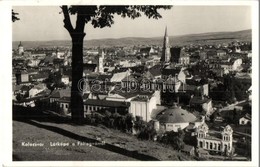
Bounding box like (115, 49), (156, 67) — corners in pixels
(70, 32), (85, 124)
(61, 6), (87, 124)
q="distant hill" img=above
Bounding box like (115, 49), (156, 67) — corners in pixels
(13, 29), (251, 49)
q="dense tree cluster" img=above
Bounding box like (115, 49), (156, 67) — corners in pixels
(158, 128), (185, 151)
(44, 72), (66, 90)
(210, 74), (251, 103)
(85, 111), (134, 133)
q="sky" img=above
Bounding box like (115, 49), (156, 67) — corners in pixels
(12, 6), (252, 41)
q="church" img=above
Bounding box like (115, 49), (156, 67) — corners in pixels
(160, 27), (190, 65)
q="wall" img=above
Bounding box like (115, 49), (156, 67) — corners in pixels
(164, 122), (189, 132)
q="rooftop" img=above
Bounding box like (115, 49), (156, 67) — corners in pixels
(84, 99), (130, 108)
(156, 106), (198, 124)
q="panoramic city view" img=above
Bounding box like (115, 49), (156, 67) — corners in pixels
(12, 5), (252, 161)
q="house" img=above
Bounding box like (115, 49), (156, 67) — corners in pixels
(84, 99), (130, 115)
(57, 97), (71, 115)
(30, 73), (49, 82)
(149, 64), (162, 79)
(15, 70), (29, 85)
(230, 58), (243, 71)
(170, 47), (190, 65)
(12, 73), (17, 85)
(155, 105), (204, 132)
(61, 75), (70, 85)
(162, 66), (186, 83)
(220, 58), (243, 72)
(189, 96), (213, 115)
(181, 144), (195, 156)
(139, 47), (155, 57)
(121, 71), (154, 92)
(110, 70), (130, 83)
(83, 63), (97, 76)
(239, 113), (251, 125)
(216, 50), (226, 57)
(129, 94), (157, 122)
(49, 88), (70, 103)
(27, 59), (41, 67)
(197, 123), (233, 154)
(29, 84), (46, 98)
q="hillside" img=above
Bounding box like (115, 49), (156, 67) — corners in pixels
(13, 29), (251, 49)
(13, 109), (195, 161)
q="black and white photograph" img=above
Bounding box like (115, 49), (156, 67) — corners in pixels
(0, 0), (259, 166)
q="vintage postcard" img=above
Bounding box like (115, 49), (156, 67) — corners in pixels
(0, 0), (259, 166)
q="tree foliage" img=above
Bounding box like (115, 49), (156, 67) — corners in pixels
(12, 9), (20, 22)
(159, 128), (185, 150)
(60, 5), (172, 124)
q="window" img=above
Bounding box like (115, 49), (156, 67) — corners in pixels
(200, 141), (203, 147)
(66, 104), (68, 108)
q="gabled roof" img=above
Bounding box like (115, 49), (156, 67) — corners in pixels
(31, 73), (49, 80)
(240, 113), (251, 120)
(140, 47), (151, 53)
(111, 71), (129, 82)
(190, 96), (211, 105)
(57, 96), (70, 103)
(149, 64), (162, 77)
(50, 88), (71, 98)
(162, 67), (181, 76)
(83, 63), (97, 72)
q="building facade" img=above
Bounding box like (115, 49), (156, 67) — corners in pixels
(197, 123), (233, 154)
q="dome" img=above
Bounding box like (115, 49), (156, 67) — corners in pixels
(156, 106), (197, 124)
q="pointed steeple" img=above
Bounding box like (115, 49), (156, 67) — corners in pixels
(165, 26), (168, 37)
(161, 26), (171, 63)
(18, 41), (22, 47)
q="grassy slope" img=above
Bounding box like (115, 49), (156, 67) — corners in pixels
(13, 119), (194, 161)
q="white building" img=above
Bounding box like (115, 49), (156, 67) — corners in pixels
(18, 41), (24, 55)
(28, 84), (46, 98)
(61, 75), (70, 85)
(197, 123), (233, 154)
(97, 50), (104, 73)
(155, 105), (204, 132)
(239, 114), (251, 125)
(129, 94), (157, 122)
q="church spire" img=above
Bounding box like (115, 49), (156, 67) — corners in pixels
(165, 26), (168, 37)
(161, 26), (171, 63)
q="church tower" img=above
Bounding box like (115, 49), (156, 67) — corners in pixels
(98, 50), (104, 73)
(161, 26), (171, 63)
(221, 125), (233, 153)
(18, 41), (24, 55)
